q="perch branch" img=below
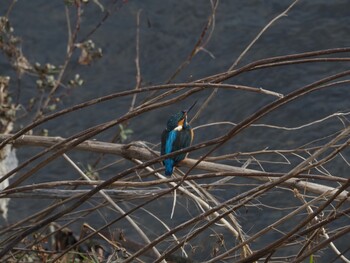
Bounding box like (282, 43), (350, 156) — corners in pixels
(0, 134), (348, 202)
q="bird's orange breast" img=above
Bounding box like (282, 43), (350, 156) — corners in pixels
(177, 119), (184, 127)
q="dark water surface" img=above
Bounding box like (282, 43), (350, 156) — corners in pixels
(1, 0), (349, 261)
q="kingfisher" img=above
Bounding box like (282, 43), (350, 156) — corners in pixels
(161, 102), (196, 176)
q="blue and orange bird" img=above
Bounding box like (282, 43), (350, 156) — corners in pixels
(161, 102), (196, 176)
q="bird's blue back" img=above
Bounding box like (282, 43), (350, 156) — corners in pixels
(161, 120), (193, 176)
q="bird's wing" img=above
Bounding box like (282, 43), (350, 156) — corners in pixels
(161, 129), (168, 156)
(161, 129), (178, 155)
(172, 129), (191, 163)
(161, 129), (192, 164)
(165, 130), (177, 154)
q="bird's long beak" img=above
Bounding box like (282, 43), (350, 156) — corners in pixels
(185, 100), (197, 115)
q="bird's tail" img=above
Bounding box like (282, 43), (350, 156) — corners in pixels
(164, 159), (174, 176)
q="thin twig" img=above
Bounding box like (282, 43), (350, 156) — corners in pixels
(61, 154), (165, 262)
(130, 9), (142, 112)
(229, 0), (299, 70)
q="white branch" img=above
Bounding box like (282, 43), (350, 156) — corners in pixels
(63, 153), (165, 262)
(0, 134), (348, 202)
